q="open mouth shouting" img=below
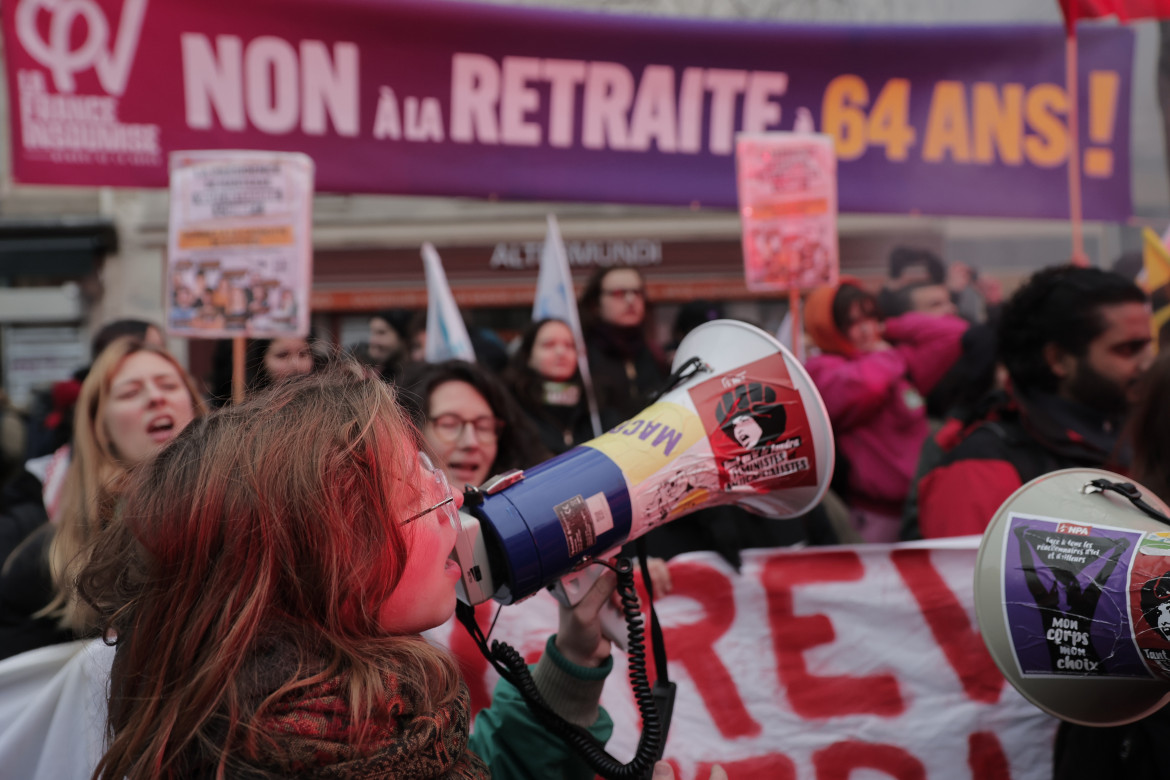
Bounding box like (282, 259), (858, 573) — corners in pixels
(146, 415), (178, 443)
(446, 457), (486, 490)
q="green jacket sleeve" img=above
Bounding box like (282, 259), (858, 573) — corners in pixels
(469, 635), (614, 780)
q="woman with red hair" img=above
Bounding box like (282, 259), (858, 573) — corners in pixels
(76, 365), (619, 780)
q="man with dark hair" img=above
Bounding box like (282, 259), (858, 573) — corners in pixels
(877, 279), (957, 319)
(879, 246), (956, 320)
(917, 264), (1152, 539)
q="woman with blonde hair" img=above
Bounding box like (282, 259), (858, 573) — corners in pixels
(77, 365), (618, 779)
(0, 337), (205, 659)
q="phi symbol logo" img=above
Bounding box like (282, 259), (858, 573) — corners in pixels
(15, 0), (148, 96)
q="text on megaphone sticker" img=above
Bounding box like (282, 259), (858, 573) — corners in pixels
(1127, 534), (1170, 680)
(585, 401), (706, 484)
(552, 491), (615, 558)
(689, 353), (818, 492)
(1001, 513), (1151, 680)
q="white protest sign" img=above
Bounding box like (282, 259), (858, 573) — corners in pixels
(736, 133), (838, 293)
(166, 151), (314, 339)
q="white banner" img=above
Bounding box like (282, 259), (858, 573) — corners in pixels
(0, 640), (113, 780)
(166, 150), (314, 339)
(428, 541), (1058, 780)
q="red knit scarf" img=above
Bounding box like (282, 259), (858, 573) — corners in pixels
(238, 655), (489, 779)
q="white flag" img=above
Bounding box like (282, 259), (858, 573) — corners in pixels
(422, 242), (476, 363)
(532, 215), (603, 437)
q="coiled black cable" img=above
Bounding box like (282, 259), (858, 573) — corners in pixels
(455, 557), (664, 780)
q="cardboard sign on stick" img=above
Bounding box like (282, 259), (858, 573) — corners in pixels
(736, 133), (838, 293)
(166, 151), (314, 340)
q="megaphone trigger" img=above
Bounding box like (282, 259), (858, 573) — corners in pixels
(551, 557), (610, 607)
(550, 557), (629, 653)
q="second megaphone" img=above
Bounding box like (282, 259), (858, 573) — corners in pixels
(974, 468), (1170, 726)
(450, 319), (835, 606)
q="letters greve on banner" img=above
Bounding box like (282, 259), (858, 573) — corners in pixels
(426, 543), (1057, 780)
(3, 0), (1134, 219)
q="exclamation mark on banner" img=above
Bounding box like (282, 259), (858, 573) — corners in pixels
(1084, 71), (1118, 178)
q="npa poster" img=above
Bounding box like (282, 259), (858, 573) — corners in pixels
(166, 150), (313, 339)
(1127, 531), (1170, 679)
(1001, 513), (1148, 679)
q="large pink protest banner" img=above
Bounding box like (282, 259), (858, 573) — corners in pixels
(3, 0), (1133, 219)
(426, 542), (1058, 780)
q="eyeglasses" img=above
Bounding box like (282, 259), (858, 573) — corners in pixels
(403, 452), (459, 526)
(601, 287), (645, 302)
(427, 413), (504, 444)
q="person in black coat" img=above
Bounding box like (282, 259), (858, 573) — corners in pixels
(503, 318), (622, 455)
(578, 266), (667, 420)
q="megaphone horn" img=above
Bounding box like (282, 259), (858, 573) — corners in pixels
(974, 467), (1170, 726)
(451, 319), (835, 606)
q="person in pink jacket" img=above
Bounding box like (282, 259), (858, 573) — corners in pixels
(804, 277), (967, 542)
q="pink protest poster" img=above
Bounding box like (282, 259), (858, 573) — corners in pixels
(736, 133), (838, 293)
(166, 151), (314, 340)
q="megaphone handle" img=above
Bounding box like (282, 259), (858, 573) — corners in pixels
(457, 559), (668, 780)
(1086, 478), (1170, 526)
(551, 563), (630, 653)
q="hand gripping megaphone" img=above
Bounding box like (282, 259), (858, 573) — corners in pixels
(450, 318), (835, 607)
(973, 467), (1170, 726)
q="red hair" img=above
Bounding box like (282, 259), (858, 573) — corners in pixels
(78, 365), (462, 779)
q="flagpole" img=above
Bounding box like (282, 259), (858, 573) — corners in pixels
(1066, 17), (1088, 266)
(232, 336), (246, 404)
(577, 348), (605, 438)
(785, 241), (803, 359)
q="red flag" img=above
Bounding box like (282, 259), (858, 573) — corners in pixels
(1058, 0), (1170, 31)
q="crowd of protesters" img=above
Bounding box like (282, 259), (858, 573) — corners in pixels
(0, 248), (1164, 779)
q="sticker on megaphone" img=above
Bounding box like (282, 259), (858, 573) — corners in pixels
(998, 512), (1148, 679)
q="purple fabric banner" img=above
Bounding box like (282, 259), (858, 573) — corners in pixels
(3, 0), (1135, 219)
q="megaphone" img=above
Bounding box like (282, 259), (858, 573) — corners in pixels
(974, 467), (1170, 726)
(450, 319), (835, 606)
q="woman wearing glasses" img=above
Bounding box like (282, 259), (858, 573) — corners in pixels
(579, 265), (666, 421)
(401, 360), (548, 492)
(75, 365), (621, 779)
